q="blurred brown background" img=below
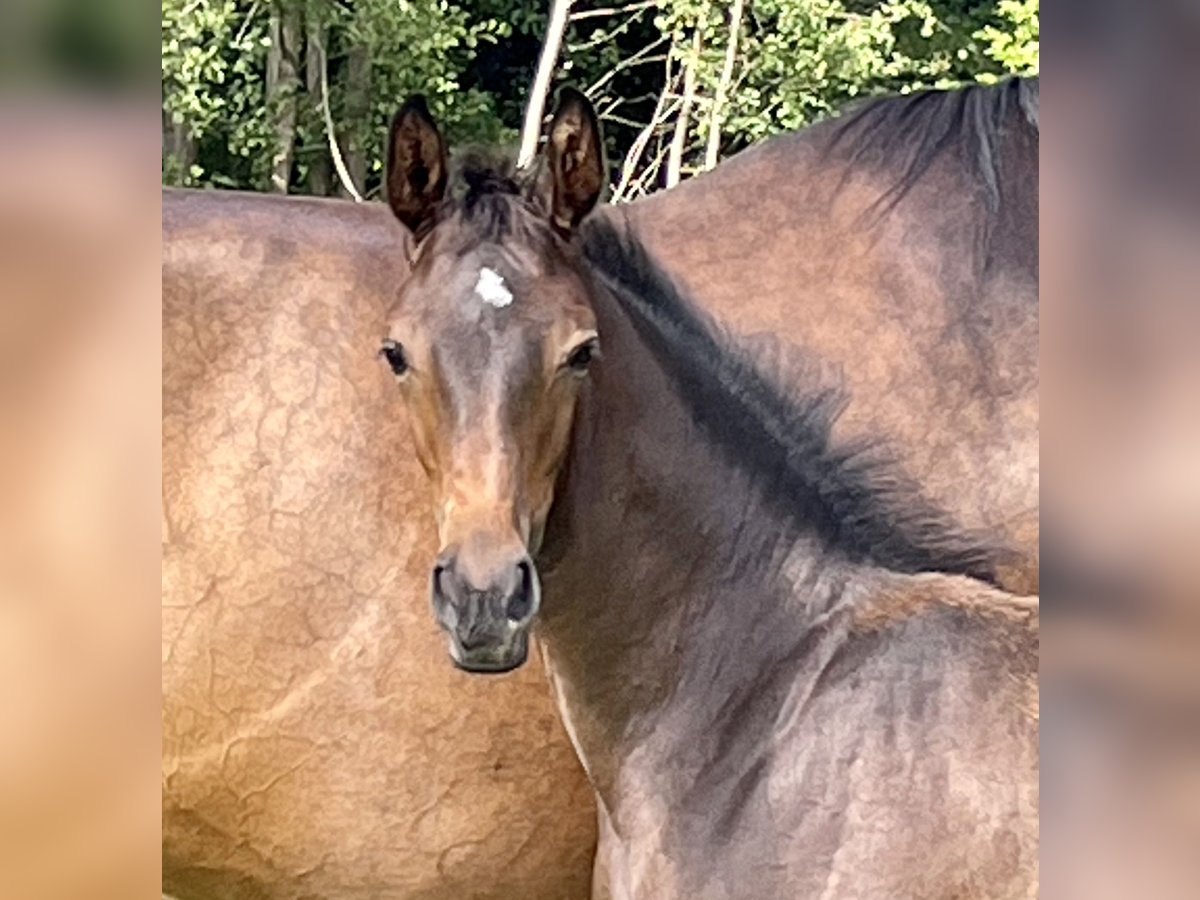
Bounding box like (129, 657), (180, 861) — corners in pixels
(1041, 1), (1200, 896)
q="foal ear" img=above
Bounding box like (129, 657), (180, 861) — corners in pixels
(386, 96), (448, 239)
(545, 87), (606, 233)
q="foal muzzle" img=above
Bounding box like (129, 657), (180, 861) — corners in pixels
(430, 551), (540, 674)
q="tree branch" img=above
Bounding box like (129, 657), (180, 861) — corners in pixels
(585, 34), (669, 97)
(704, 0), (745, 170)
(569, 1), (657, 21)
(623, 139), (673, 200)
(315, 36), (362, 202)
(234, 1), (261, 46)
(568, 12), (642, 51)
(266, 4), (302, 193)
(667, 8), (707, 187)
(612, 55), (680, 202)
(518, 0), (573, 169)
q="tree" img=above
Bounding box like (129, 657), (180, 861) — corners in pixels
(162, 0), (515, 194)
(518, 0), (573, 168)
(266, 1), (302, 192)
(162, 1), (1040, 198)
(304, 0), (332, 196)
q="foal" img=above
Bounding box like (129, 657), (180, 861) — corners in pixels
(378, 90), (1038, 899)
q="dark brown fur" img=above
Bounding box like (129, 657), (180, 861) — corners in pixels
(379, 86), (1038, 899)
(624, 77), (1039, 594)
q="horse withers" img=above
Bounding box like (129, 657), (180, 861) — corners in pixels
(378, 88), (1037, 898)
(624, 77), (1040, 596)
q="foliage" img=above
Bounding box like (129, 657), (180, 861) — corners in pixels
(162, 0), (516, 193)
(161, 0), (265, 187)
(975, 0), (1038, 76)
(599, 0), (1038, 179)
(162, 0), (1039, 196)
(333, 0), (515, 187)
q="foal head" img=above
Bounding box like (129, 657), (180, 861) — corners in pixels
(380, 90), (606, 673)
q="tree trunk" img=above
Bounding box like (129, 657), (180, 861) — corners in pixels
(704, 0), (745, 170)
(305, 1), (331, 196)
(266, 2), (302, 193)
(667, 13), (705, 187)
(340, 44), (370, 198)
(518, 0), (573, 169)
(162, 109), (195, 185)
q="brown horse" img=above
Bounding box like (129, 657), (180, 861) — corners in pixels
(378, 89), (1037, 897)
(621, 78), (1040, 596)
(162, 192), (596, 900)
(163, 78), (1038, 897)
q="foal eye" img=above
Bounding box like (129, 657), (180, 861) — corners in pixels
(566, 341), (598, 375)
(379, 339), (409, 377)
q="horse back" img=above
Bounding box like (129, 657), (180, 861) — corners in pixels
(620, 86), (1039, 594)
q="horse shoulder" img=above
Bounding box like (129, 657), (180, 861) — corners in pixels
(771, 575), (1038, 898)
(849, 573), (1039, 719)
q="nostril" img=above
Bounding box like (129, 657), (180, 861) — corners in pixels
(506, 559), (536, 622)
(431, 562), (449, 600)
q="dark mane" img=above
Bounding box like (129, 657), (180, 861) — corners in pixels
(433, 151), (559, 251)
(822, 77), (1039, 214)
(582, 217), (1006, 584)
(451, 149), (522, 204)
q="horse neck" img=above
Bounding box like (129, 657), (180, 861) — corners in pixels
(534, 271), (857, 807)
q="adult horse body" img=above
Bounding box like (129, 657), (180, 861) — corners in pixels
(379, 89), (1038, 898)
(162, 192), (596, 900)
(623, 77), (1040, 594)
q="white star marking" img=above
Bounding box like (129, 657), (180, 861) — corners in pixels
(475, 267), (513, 308)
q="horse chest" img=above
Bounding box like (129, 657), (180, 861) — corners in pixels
(595, 802), (679, 900)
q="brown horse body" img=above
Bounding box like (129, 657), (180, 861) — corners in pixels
(162, 193), (595, 900)
(624, 78), (1039, 594)
(545, 219), (1038, 899)
(163, 79), (1038, 899)
(377, 85), (1037, 898)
